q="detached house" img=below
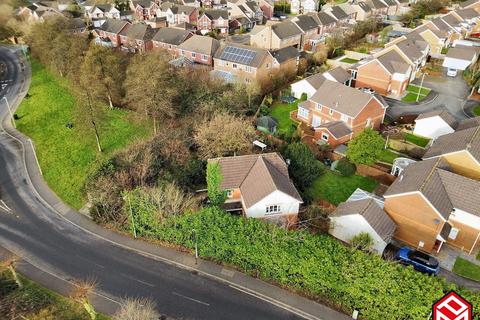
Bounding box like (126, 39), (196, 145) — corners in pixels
(213, 43), (274, 83)
(209, 153), (303, 226)
(351, 1), (372, 21)
(406, 25), (447, 56)
(250, 21), (303, 50)
(152, 27), (192, 55)
(306, 11), (337, 36)
(95, 19), (131, 47)
(177, 34), (221, 66)
(130, 0), (158, 20)
(164, 5), (198, 26)
(291, 0), (319, 14)
(296, 78), (387, 147)
(323, 5), (350, 25)
(442, 45), (479, 73)
(423, 125), (480, 180)
(292, 15), (322, 51)
(198, 10), (229, 35)
(384, 158), (480, 255)
(86, 4), (120, 27)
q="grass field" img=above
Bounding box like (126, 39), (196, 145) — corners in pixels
(1, 270), (109, 319)
(269, 101), (298, 133)
(378, 149), (399, 164)
(16, 60), (150, 209)
(401, 84), (431, 103)
(404, 133), (430, 148)
(306, 170), (378, 205)
(339, 57), (359, 64)
(452, 258), (480, 281)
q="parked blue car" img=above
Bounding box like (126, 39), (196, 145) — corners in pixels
(395, 246), (440, 275)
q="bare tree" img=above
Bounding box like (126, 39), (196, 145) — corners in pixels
(113, 297), (159, 320)
(194, 112), (256, 159)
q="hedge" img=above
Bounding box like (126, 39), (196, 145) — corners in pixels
(126, 202), (480, 320)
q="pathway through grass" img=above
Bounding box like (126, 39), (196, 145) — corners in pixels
(16, 60), (150, 209)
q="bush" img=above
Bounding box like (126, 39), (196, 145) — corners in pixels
(350, 232), (374, 252)
(336, 158), (356, 176)
(283, 143), (324, 190)
(132, 207), (480, 320)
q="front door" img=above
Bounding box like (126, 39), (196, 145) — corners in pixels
(312, 115), (321, 128)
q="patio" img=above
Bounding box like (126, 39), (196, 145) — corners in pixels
(435, 244), (480, 272)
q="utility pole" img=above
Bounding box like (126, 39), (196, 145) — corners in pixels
(2, 96), (16, 128)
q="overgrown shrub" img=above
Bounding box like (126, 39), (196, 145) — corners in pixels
(128, 207), (480, 320)
(336, 158), (357, 176)
(283, 143), (324, 190)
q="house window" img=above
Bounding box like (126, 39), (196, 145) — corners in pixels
(329, 109), (334, 115)
(298, 107), (309, 119)
(232, 63), (237, 69)
(418, 241), (424, 248)
(449, 228), (459, 240)
(202, 54), (208, 60)
(168, 45), (172, 49)
(181, 50), (185, 55)
(315, 103), (322, 111)
(218, 60), (225, 66)
(226, 190), (233, 198)
(245, 66), (252, 73)
(321, 133), (329, 141)
(266, 205), (281, 214)
(341, 114), (349, 122)
(366, 118), (372, 127)
(192, 52), (196, 58)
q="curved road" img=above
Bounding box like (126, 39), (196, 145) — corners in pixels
(0, 47), (344, 320)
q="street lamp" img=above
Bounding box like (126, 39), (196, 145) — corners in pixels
(416, 72), (427, 103)
(192, 229), (198, 264)
(123, 194), (137, 239)
(1, 96), (16, 128)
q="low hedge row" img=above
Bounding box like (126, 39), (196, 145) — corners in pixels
(127, 201), (480, 319)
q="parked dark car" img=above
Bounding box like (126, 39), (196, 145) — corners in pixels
(395, 246), (440, 275)
(280, 96), (296, 104)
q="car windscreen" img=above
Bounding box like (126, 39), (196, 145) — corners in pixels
(408, 251), (438, 268)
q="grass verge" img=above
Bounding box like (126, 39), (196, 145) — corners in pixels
(339, 57), (359, 64)
(16, 60), (150, 209)
(1, 270), (109, 319)
(306, 170), (378, 205)
(473, 105), (480, 116)
(401, 85), (431, 103)
(452, 257), (480, 281)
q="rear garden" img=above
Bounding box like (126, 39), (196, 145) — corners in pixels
(339, 57), (359, 64)
(401, 84), (431, 103)
(268, 100), (298, 134)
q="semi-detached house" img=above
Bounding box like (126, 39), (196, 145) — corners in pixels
(176, 34), (220, 66)
(250, 20), (303, 50)
(151, 27), (192, 56)
(95, 19), (130, 47)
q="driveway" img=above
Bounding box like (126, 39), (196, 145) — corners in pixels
(386, 71), (471, 121)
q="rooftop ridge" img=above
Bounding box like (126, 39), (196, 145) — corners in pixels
(419, 158), (443, 192)
(466, 126), (480, 151)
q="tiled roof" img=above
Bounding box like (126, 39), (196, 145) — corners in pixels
(271, 21), (303, 39)
(329, 6), (349, 20)
(270, 46), (299, 64)
(377, 50), (410, 74)
(445, 46), (478, 61)
(423, 126), (480, 161)
(98, 18), (129, 34)
(210, 153), (302, 208)
(293, 15), (319, 32)
(324, 66), (351, 83)
(318, 120), (352, 138)
(152, 27), (191, 45)
(178, 34), (220, 55)
(203, 9), (228, 19)
(334, 198), (397, 241)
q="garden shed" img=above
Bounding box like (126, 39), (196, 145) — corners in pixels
(256, 116), (278, 133)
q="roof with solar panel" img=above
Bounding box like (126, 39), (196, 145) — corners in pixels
(215, 43), (270, 67)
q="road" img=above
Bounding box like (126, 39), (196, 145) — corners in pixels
(0, 46), (348, 320)
(385, 71), (472, 120)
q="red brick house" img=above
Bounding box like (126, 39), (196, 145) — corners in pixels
(198, 9), (229, 35)
(95, 19), (131, 47)
(119, 23), (157, 52)
(176, 34), (221, 66)
(130, 0), (158, 20)
(152, 27), (192, 56)
(296, 78), (388, 147)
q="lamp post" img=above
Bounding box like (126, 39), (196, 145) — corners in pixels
(2, 96), (16, 128)
(124, 194), (137, 239)
(192, 229), (198, 264)
(416, 72), (426, 103)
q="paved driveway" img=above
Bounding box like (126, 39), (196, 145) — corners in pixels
(386, 71), (471, 120)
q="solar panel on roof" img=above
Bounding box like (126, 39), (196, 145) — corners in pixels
(220, 46), (256, 65)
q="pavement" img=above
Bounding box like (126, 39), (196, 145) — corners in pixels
(0, 45), (351, 320)
(385, 70), (473, 121)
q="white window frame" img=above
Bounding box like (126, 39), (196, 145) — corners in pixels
(191, 52), (196, 58)
(321, 133), (329, 141)
(232, 63), (237, 69)
(226, 190), (233, 198)
(315, 103), (322, 111)
(329, 109), (334, 115)
(449, 228), (459, 240)
(266, 204), (281, 214)
(245, 66), (253, 73)
(366, 118), (372, 127)
(298, 107), (309, 119)
(341, 114), (349, 122)
(202, 54), (208, 61)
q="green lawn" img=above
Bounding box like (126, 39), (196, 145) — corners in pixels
(452, 257), (480, 281)
(269, 101), (298, 133)
(339, 57), (359, 64)
(1, 270), (109, 319)
(306, 170), (379, 205)
(401, 85), (431, 103)
(16, 60), (150, 209)
(405, 133), (430, 148)
(473, 105), (480, 116)
(378, 149), (399, 164)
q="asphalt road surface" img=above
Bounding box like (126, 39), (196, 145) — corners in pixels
(0, 47), (308, 320)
